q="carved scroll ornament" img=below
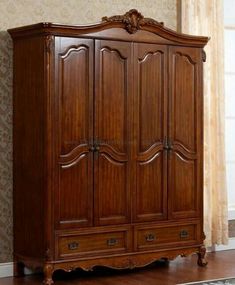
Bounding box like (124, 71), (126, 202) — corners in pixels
(102, 9), (164, 34)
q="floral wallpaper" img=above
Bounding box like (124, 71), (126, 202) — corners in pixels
(0, 0), (177, 263)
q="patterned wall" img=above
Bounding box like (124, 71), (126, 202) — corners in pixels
(0, 0), (177, 263)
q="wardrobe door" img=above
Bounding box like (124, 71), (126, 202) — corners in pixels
(168, 46), (203, 219)
(55, 37), (94, 229)
(94, 40), (132, 226)
(133, 43), (168, 222)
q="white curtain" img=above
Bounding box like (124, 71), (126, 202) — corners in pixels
(181, 0), (228, 246)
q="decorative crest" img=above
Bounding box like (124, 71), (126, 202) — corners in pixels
(102, 9), (164, 34)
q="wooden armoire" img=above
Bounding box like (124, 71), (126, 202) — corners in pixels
(9, 9), (209, 285)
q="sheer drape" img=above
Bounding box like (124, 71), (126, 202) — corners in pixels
(181, 0), (228, 246)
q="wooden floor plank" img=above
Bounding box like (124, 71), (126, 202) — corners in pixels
(1, 250), (235, 284)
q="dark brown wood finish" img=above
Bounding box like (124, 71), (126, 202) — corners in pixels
(133, 43), (168, 223)
(134, 221), (200, 251)
(54, 37), (94, 229)
(168, 46), (203, 220)
(55, 226), (132, 259)
(94, 40), (132, 226)
(1, 251), (235, 285)
(13, 36), (47, 260)
(8, 9), (209, 285)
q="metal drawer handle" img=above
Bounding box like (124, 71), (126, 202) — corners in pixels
(68, 241), (79, 250)
(145, 233), (156, 242)
(107, 238), (118, 246)
(180, 230), (189, 239)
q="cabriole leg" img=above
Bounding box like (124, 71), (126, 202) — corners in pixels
(197, 246), (208, 267)
(43, 264), (54, 285)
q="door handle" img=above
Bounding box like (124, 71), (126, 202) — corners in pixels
(89, 144), (100, 152)
(94, 145), (100, 152)
(163, 137), (173, 151)
(163, 136), (169, 150)
(94, 142), (100, 152)
(89, 146), (95, 152)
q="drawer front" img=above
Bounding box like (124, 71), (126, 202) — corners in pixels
(57, 228), (131, 258)
(135, 223), (199, 251)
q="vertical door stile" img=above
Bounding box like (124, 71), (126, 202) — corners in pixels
(167, 45), (173, 220)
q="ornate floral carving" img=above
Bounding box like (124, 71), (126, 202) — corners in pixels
(102, 9), (164, 34)
(202, 49), (206, 62)
(45, 35), (53, 53)
(53, 247), (199, 273)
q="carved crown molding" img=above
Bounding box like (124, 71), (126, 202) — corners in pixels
(102, 9), (164, 34)
(8, 10), (209, 47)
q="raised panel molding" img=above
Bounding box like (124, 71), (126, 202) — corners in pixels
(133, 43), (167, 223)
(100, 46), (127, 61)
(58, 153), (93, 227)
(95, 153), (128, 225)
(138, 50), (164, 153)
(55, 38), (94, 229)
(173, 52), (197, 152)
(136, 151), (166, 221)
(97, 46), (128, 155)
(94, 40), (132, 226)
(59, 44), (91, 155)
(60, 45), (89, 59)
(168, 46), (202, 220)
(170, 152), (198, 218)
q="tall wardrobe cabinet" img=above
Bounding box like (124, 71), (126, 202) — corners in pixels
(8, 10), (209, 285)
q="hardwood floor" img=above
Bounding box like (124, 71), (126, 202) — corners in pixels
(1, 250), (235, 285)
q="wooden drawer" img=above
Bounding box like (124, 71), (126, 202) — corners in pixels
(135, 223), (199, 251)
(56, 227), (131, 259)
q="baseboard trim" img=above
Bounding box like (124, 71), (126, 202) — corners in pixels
(0, 262), (33, 278)
(0, 262), (13, 278)
(209, 237), (235, 252)
(228, 206), (235, 220)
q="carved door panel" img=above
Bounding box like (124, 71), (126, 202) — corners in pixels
(94, 40), (132, 226)
(132, 43), (168, 222)
(168, 46), (203, 219)
(55, 37), (94, 229)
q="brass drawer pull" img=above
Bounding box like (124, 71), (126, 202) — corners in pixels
(145, 233), (156, 242)
(180, 230), (189, 239)
(68, 242), (79, 250)
(107, 238), (118, 246)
